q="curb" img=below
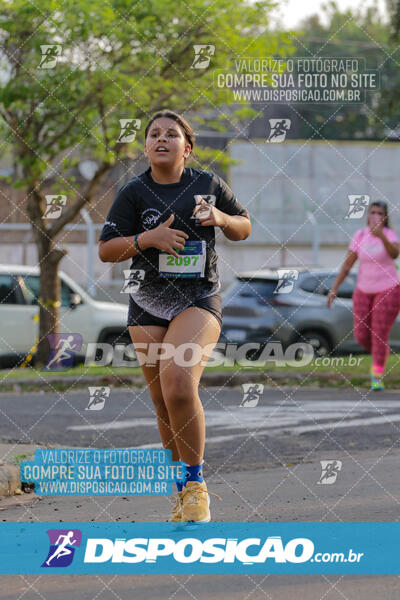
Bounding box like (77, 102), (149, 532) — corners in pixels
(0, 462), (21, 497)
(3, 371), (373, 391)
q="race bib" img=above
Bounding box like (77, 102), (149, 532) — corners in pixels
(158, 240), (206, 278)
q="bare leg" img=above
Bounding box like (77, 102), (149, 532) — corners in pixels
(128, 325), (180, 461)
(159, 307), (221, 465)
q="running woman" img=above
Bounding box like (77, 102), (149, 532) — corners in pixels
(98, 110), (251, 521)
(327, 201), (400, 390)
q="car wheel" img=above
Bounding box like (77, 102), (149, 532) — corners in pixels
(296, 331), (332, 358)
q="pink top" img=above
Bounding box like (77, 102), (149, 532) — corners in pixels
(349, 227), (399, 293)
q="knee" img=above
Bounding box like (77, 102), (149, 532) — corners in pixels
(161, 370), (195, 408)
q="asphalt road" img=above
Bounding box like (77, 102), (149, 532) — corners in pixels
(0, 386), (400, 469)
(1, 385), (400, 598)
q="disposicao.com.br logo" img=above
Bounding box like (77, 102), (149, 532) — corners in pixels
(1, 522), (387, 574)
(82, 535), (363, 566)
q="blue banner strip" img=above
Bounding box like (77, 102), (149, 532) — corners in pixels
(0, 522), (398, 574)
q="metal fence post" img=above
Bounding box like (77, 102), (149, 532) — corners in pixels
(306, 211), (320, 266)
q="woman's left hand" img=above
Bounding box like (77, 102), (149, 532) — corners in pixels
(193, 198), (227, 228)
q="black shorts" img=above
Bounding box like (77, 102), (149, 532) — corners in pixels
(127, 292), (222, 329)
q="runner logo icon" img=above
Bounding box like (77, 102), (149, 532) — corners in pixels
(192, 195), (216, 225)
(317, 460), (342, 484)
(345, 195), (370, 219)
(43, 195), (67, 219)
(240, 383), (264, 407)
(121, 269), (145, 294)
(117, 119), (141, 143)
(42, 529), (82, 568)
(190, 45), (215, 69)
(44, 333), (82, 371)
(86, 386), (110, 410)
(274, 270), (299, 294)
(267, 119), (291, 143)
(38, 45), (62, 69)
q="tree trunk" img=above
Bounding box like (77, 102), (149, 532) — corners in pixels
(35, 241), (67, 368)
(25, 162), (112, 368)
(26, 185), (67, 368)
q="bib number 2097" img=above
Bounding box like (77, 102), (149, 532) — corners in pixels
(159, 240), (206, 278)
(166, 255), (199, 266)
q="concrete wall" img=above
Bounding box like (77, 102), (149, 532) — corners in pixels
(228, 139), (400, 245)
(2, 140), (399, 292)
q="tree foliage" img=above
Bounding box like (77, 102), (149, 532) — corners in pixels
(289, 1), (392, 140)
(0, 0), (292, 365)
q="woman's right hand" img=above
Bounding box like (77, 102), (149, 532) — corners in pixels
(147, 213), (189, 258)
(327, 288), (337, 308)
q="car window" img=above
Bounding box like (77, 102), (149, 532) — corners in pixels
(19, 275), (40, 304)
(61, 281), (73, 306)
(300, 273), (356, 298)
(0, 274), (20, 304)
(21, 275), (75, 307)
(224, 279), (278, 304)
(300, 275), (320, 293)
(326, 274), (356, 299)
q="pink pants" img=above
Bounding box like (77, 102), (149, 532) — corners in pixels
(353, 283), (400, 368)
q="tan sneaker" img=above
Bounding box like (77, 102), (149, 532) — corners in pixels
(181, 481), (211, 523)
(168, 491), (183, 522)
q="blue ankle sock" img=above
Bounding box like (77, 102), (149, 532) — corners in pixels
(184, 462), (204, 485)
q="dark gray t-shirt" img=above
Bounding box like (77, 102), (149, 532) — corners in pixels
(99, 166), (249, 320)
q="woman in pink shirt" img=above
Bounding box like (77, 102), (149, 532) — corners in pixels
(327, 201), (400, 390)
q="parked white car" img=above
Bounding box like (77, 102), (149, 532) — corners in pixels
(0, 264), (129, 366)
